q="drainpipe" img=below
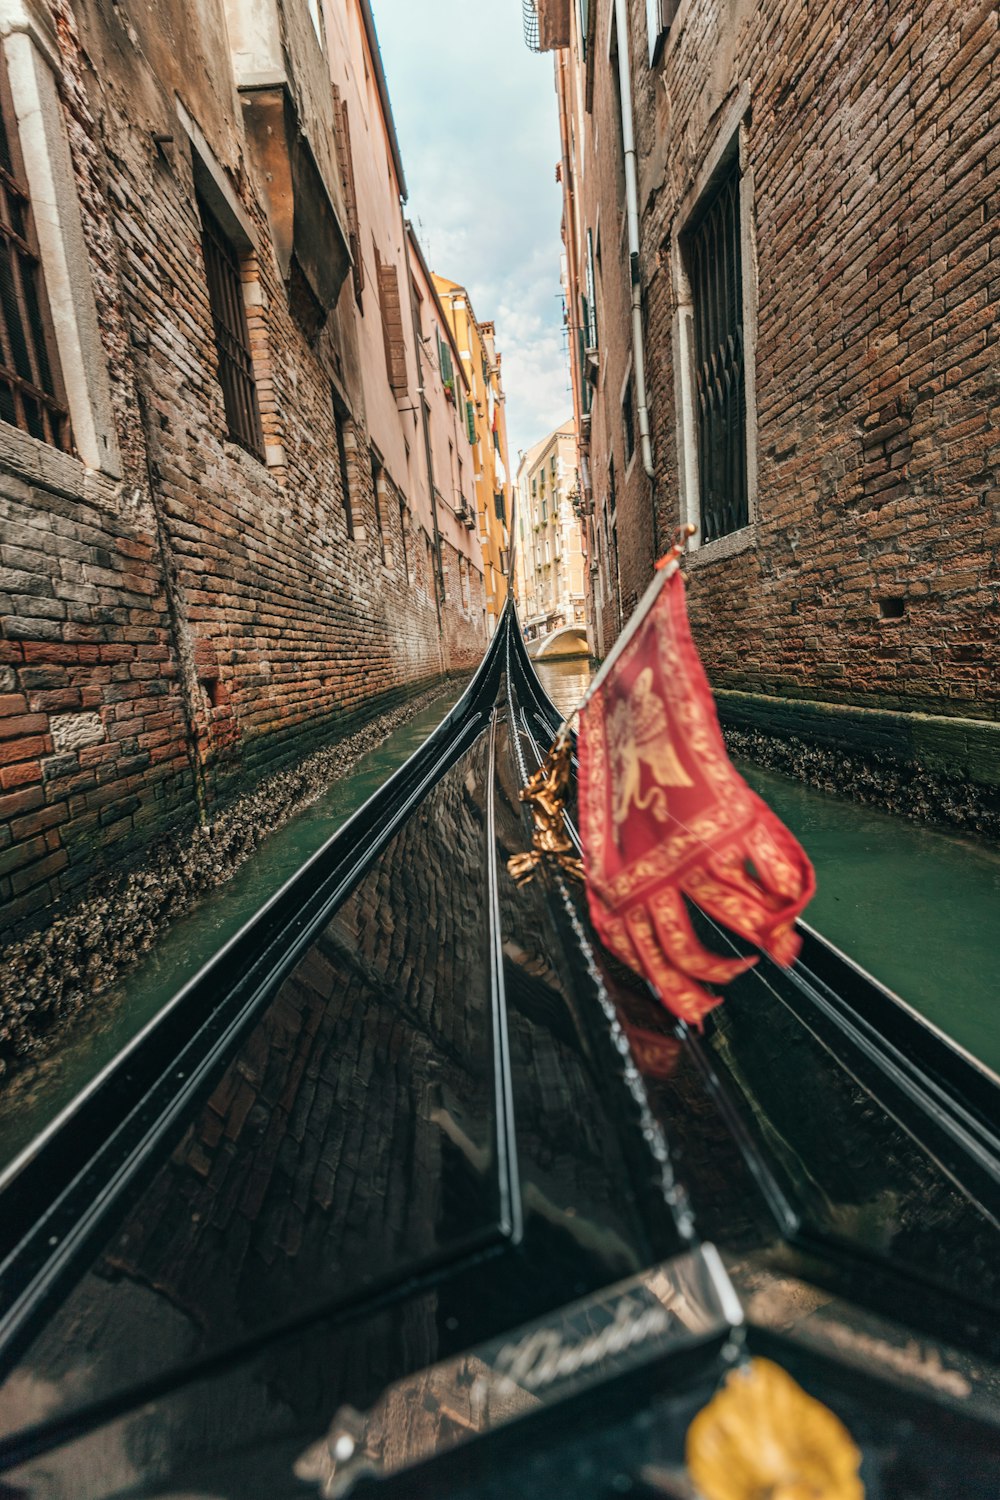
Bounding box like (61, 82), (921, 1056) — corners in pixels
(613, 0), (655, 485)
(400, 225), (445, 657)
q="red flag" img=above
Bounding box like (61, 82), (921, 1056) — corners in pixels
(578, 567), (814, 1028)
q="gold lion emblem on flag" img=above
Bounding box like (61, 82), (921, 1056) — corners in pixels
(607, 667), (692, 835)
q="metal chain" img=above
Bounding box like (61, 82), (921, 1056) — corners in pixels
(504, 628), (696, 1242)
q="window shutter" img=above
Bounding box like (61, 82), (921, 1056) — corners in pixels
(465, 399), (476, 444)
(332, 91), (363, 301)
(376, 252), (408, 396)
(585, 229), (598, 347)
(438, 333), (454, 387)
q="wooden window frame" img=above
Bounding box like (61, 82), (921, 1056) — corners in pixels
(398, 497), (411, 582)
(332, 90), (364, 305)
(584, 228), (598, 349)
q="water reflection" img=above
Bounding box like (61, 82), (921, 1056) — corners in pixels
(0, 685), (469, 1169)
(0, 733), (500, 1435)
(534, 658), (593, 721)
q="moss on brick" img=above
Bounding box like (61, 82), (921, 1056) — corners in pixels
(716, 690), (1000, 789)
(717, 689), (1000, 838)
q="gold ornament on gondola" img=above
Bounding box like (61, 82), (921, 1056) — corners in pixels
(685, 1358), (864, 1500)
(507, 728), (584, 887)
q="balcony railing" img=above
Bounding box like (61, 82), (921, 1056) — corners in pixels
(522, 0), (570, 51)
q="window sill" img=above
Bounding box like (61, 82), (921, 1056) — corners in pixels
(685, 522), (757, 567)
(223, 439), (283, 490)
(0, 420), (120, 503)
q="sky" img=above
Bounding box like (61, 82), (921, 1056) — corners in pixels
(371, 0), (572, 464)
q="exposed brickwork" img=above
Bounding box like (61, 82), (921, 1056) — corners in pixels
(555, 0), (1000, 797)
(0, 676), (457, 1076)
(440, 536), (488, 671)
(0, 481), (193, 933)
(0, 0), (489, 940)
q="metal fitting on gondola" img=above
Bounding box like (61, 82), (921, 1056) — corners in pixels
(507, 727), (584, 887)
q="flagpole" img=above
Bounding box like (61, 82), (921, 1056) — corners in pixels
(555, 525), (696, 736)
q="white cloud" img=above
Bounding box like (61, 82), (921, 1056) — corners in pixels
(372, 0), (569, 456)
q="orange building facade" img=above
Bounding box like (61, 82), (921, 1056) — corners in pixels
(433, 276), (513, 636)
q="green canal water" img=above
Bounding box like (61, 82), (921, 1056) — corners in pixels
(1, 657), (997, 1172)
(535, 658), (1000, 1078)
(741, 764), (1000, 1077)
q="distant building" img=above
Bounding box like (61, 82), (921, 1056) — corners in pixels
(537, 0), (1000, 829)
(407, 233), (486, 662)
(514, 421), (586, 651)
(0, 0), (490, 941)
(433, 277), (513, 636)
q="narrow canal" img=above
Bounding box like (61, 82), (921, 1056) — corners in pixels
(1, 655), (997, 1172)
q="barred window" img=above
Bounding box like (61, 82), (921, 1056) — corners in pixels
(0, 53), (70, 452)
(685, 159), (748, 542)
(332, 390), (356, 538)
(370, 450), (388, 564)
(198, 193), (264, 460)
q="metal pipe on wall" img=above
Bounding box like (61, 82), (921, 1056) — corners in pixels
(613, 0), (655, 482)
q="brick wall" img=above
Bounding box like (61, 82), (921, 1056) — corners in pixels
(0, 0), (486, 940)
(562, 0), (1000, 736)
(0, 480), (194, 931)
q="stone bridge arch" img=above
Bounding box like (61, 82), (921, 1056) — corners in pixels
(527, 626), (590, 660)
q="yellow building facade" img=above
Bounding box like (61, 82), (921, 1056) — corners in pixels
(432, 276), (513, 634)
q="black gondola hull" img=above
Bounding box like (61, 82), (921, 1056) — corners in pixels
(0, 607), (998, 1496)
